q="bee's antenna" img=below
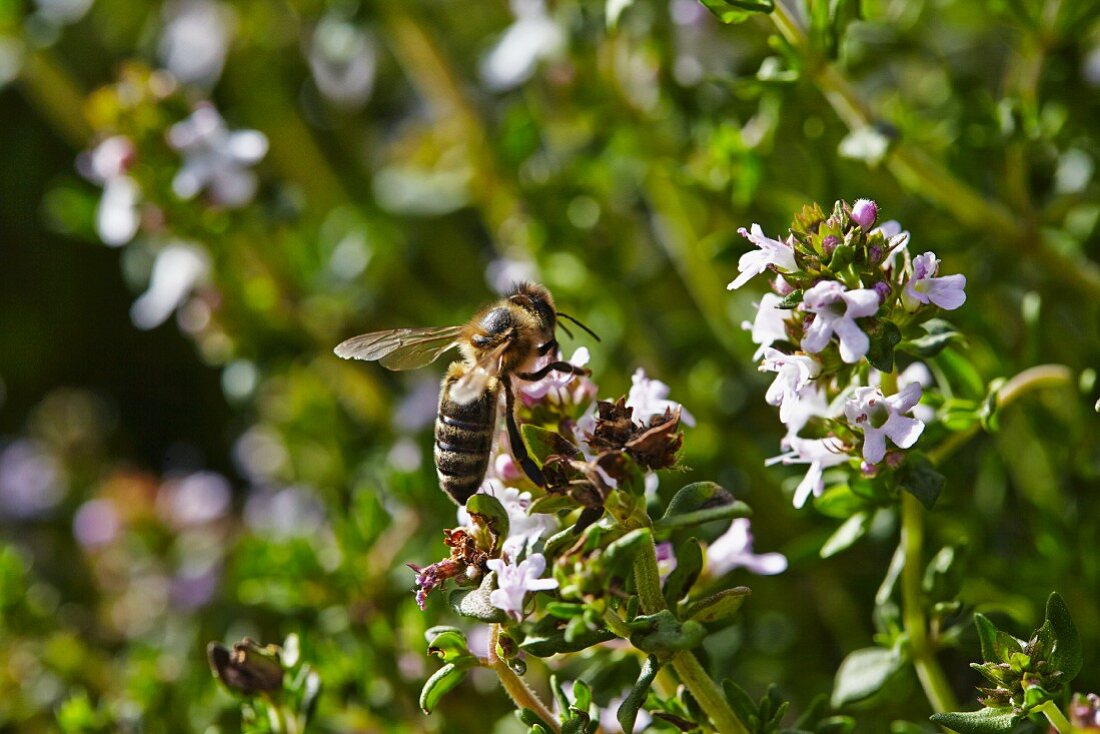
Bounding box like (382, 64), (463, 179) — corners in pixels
(557, 312), (601, 342)
(558, 321), (575, 340)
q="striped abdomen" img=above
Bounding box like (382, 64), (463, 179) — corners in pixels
(435, 369), (499, 505)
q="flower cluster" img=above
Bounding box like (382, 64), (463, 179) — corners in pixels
(730, 199), (967, 508)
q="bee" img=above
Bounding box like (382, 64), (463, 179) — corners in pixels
(334, 283), (599, 505)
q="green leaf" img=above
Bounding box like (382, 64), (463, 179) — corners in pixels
(655, 482), (752, 533)
(618, 656), (661, 734)
(866, 320), (902, 373)
(683, 587), (751, 624)
(466, 494), (510, 552)
(629, 610), (707, 656)
(420, 660), (477, 714)
(517, 707), (555, 733)
(933, 348), (985, 400)
(815, 716), (857, 734)
(572, 678), (593, 712)
(1043, 592), (1082, 681)
(929, 707), (1020, 734)
(663, 537), (703, 607)
(778, 289), (804, 309)
(426, 629), (472, 663)
(973, 613), (999, 662)
(820, 511), (872, 558)
(813, 484), (868, 519)
(896, 453), (944, 510)
(521, 626), (616, 657)
(604, 528), (652, 579)
(448, 572), (508, 623)
(831, 646), (905, 707)
(697, 0), (773, 24)
(521, 424), (580, 466)
(722, 679), (758, 728)
(897, 318), (963, 358)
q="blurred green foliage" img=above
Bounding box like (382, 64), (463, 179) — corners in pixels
(0, 0), (1098, 731)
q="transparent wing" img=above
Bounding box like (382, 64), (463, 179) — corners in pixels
(449, 340), (510, 404)
(334, 325), (464, 371)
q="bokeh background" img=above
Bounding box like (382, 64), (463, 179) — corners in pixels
(1, 0), (1099, 731)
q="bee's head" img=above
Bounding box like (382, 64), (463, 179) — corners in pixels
(508, 282), (557, 338)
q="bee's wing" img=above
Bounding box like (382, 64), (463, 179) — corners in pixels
(334, 325), (465, 371)
(448, 339), (510, 405)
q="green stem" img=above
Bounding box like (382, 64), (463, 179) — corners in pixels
(900, 491), (959, 714)
(632, 534), (749, 734)
(1038, 700), (1072, 734)
(879, 369), (959, 715)
(17, 50), (93, 148)
(768, 1), (1100, 299)
(487, 624), (561, 733)
(928, 364), (1075, 466)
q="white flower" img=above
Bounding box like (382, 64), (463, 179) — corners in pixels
(844, 383), (925, 464)
(727, 224), (797, 290)
(486, 553), (558, 621)
(480, 0), (563, 92)
(767, 436), (850, 508)
(901, 252), (966, 312)
(456, 480), (557, 558)
(519, 347), (592, 405)
(760, 347), (821, 427)
(78, 136), (141, 246)
(168, 104), (268, 207)
(130, 241), (210, 330)
(741, 293), (789, 360)
(626, 368), (695, 426)
(706, 518), (787, 577)
(309, 15), (376, 108)
(800, 281), (880, 364)
(158, 0), (234, 88)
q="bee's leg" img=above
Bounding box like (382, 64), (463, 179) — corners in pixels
(516, 361), (589, 382)
(502, 377), (546, 487)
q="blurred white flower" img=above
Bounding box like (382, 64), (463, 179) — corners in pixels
(760, 347), (820, 428)
(706, 518), (788, 576)
(244, 485), (326, 539)
(156, 471), (231, 526)
(130, 242), (210, 330)
(168, 103), (268, 207)
(35, 0), (93, 24)
(626, 368), (695, 426)
(727, 224), (797, 291)
(486, 254), (538, 296)
(158, 0), (235, 88)
(77, 136), (141, 246)
(0, 440), (64, 519)
(309, 15), (376, 109)
(480, 0), (563, 91)
(73, 498), (120, 548)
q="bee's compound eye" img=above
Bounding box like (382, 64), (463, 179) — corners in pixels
(479, 307), (513, 337)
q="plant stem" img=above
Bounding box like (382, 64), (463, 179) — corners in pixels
(928, 364), (1075, 466)
(878, 368), (958, 715)
(487, 624), (561, 733)
(1038, 700), (1073, 734)
(900, 491), (959, 714)
(768, 1), (1100, 299)
(632, 533), (749, 734)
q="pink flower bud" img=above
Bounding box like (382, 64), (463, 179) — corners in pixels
(821, 235), (839, 257)
(851, 199), (878, 230)
(873, 281), (891, 304)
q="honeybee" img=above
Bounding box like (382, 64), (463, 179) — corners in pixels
(334, 283), (598, 505)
